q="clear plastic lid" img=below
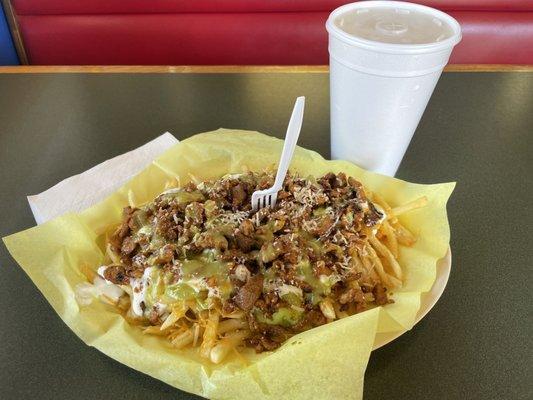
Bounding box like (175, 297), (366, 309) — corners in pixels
(334, 3), (457, 45)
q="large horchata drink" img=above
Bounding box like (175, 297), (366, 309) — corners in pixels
(326, 1), (461, 176)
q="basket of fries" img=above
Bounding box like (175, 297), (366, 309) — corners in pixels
(3, 130), (453, 399)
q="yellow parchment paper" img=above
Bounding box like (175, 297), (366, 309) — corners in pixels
(3, 129), (454, 399)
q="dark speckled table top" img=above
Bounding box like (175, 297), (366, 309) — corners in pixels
(0, 71), (532, 400)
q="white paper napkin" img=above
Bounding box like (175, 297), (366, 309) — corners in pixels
(27, 132), (179, 225)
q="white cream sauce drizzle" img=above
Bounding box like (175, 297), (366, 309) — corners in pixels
(129, 267), (154, 317)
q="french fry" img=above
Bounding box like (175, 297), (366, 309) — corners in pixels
(79, 263), (97, 282)
(319, 298), (336, 320)
(188, 173), (202, 185)
(366, 246), (393, 288)
(123, 309), (145, 326)
(127, 191), (138, 208)
(192, 323), (202, 347)
(218, 318), (247, 334)
(164, 176), (180, 190)
(171, 329), (194, 349)
(106, 243), (122, 265)
(374, 194), (423, 246)
(380, 220), (398, 258)
(99, 294), (119, 306)
(168, 326), (185, 339)
(358, 247), (374, 273)
(142, 325), (170, 336)
(349, 251), (365, 273)
(200, 311), (219, 358)
(116, 294), (131, 311)
(210, 330), (249, 364)
(160, 303), (188, 331)
(386, 274), (403, 288)
(393, 222), (417, 246)
(369, 236), (402, 281)
(391, 196), (428, 217)
(363, 293), (375, 303)
(359, 250), (379, 282)
(220, 310), (244, 319)
(369, 267), (380, 282)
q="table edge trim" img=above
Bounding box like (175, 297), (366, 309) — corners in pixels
(0, 65), (532, 74)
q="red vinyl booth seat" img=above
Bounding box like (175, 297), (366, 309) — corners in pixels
(10, 0), (533, 65)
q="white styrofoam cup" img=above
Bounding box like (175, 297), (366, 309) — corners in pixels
(326, 1), (461, 176)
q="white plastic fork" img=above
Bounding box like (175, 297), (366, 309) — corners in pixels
(251, 96), (305, 211)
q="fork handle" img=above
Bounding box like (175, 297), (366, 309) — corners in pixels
(273, 96), (305, 190)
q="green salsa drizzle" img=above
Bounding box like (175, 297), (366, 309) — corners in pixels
(255, 307), (303, 327)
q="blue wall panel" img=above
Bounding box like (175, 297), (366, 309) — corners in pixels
(1, 3), (18, 65)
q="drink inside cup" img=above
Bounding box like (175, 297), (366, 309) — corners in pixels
(326, 1), (461, 176)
